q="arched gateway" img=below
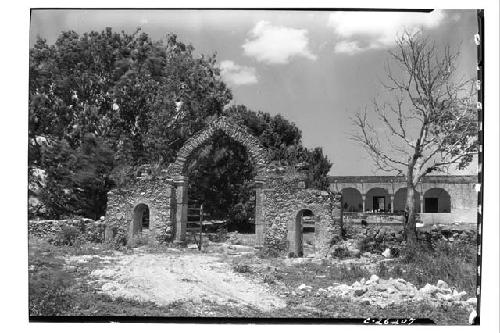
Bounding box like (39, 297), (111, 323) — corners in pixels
(105, 117), (342, 255)
(164, 117), (270, 245)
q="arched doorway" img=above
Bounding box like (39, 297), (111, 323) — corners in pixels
(365, 188), (390, 212)
(289, 209), (315, 257)
(167, 117), (269, 245)
(131, 203), (150, 237)
(394, 188), (421, 213)
(424, 188), (451, 213)
(341, 188), (363, 212)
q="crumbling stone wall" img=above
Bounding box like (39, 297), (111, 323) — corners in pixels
(104, 117), (344, 256)
(105, 175), (175, 243)
(28, 218), (105, 242)
(262, 172), (343, 257)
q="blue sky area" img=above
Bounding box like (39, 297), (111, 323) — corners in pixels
(30, 9), (478, 176)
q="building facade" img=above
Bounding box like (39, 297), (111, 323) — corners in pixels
(329, 175), (478, 225)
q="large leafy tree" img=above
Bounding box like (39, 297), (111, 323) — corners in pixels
(29, 28), (332, 223)
(353, 32), (478, 245)
(29, 28), (232, 218)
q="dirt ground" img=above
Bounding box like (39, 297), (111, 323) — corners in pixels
(68, 247), (286, 312)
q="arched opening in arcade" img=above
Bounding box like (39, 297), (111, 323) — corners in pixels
(393, 188), (421, 213)
(341, 188), (363, 212)
(423, 188), (452, 213)
(365, 187), (390, 213)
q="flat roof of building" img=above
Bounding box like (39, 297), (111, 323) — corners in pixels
(328, 175), (477, 184)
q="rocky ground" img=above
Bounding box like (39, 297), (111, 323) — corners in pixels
(66, 247), (285, 312)
(29, 232), (477, 324)
(54, 238), (476, 323)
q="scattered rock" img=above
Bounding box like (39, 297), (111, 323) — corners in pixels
(420, 284), (439, 296)
(369, 274), (380, 283)
(354, 288), (367, 296)
(437, 280), (449, 289)
(382, 248), (392, 258)
(350, 249), (361, 257)
(360, 298), (370, 305)
(297, 284), (313, 292)
(466, 297), (477, 306)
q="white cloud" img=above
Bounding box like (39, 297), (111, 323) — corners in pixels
(242, 21), (317, 64)
(334, 41), (364, 55)
(328, 10), (446, 53)
(219, 60), (258, 85)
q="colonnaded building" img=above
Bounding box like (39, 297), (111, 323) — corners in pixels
(329, 175), (478, 225)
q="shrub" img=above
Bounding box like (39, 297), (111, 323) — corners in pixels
(257, 247), (282, 258)
(331, 246), (350, 259)
(262, 273), (276, 284)
(233, 262), (252, 273)
(388, 239), (476, 295)
(51, 225), (81, 246)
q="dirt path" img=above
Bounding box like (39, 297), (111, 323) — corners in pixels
(73, 249), (286, 312)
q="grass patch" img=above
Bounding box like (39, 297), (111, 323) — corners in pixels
(376, 238), (477, 295)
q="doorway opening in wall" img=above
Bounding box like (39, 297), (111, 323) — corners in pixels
(295, 209), (315, 257)
(131, 203), (150, 237)
(424, 198), (439, 213)
(373, 196), (386, 212)
(423, 188), (451, 213)
(186, 131), (257, 244)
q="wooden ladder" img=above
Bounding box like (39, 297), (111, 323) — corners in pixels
(187, 203), (205, 250)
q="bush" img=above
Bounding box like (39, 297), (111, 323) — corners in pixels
(51, 225), (81, 246)
(233, 262), (252, 273)
(331, 246), (350, 259)
(28, 248), (75, 316)
(383, 239), (477, 295)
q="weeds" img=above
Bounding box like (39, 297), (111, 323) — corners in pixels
(232, 262), (252, 273)
(377, 238), (477, 295)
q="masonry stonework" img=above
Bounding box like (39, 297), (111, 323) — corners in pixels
(104, 117), (344, 256)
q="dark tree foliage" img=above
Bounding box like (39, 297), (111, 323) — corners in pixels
(40, 134), (114, 219)
(29, 28), (332, 223)
(187, 105), (332, 231)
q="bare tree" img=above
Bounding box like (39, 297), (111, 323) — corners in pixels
(353, 32), (478, 245)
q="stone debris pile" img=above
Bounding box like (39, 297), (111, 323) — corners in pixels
(295, 275), (476, 309)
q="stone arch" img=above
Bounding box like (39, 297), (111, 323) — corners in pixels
(424, 188), (452, 213)
(166, 117), (270, 245)
(365, 187), (390, 212)
(288, 208), (316, 257)
(394, 188), (421, 213)
(341, 187), (363, 212)
(166, 117), (269, 179)
(130, 203), (150, 239)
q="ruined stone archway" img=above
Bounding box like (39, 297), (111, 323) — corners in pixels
(165, 117), (270, 244)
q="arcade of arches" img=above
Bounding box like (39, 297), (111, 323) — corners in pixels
(330, 175), (477, 224)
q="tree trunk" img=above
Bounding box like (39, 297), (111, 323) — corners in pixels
(404, 183), (418, 246)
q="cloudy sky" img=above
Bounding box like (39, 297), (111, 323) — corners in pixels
(30, 9), (478, 176)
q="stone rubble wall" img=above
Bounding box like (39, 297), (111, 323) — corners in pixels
(28, 218), (105, 242)
(105, 176), (175, 243)
(166, 117), (270, 178)
(262, 172), (343, 257)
